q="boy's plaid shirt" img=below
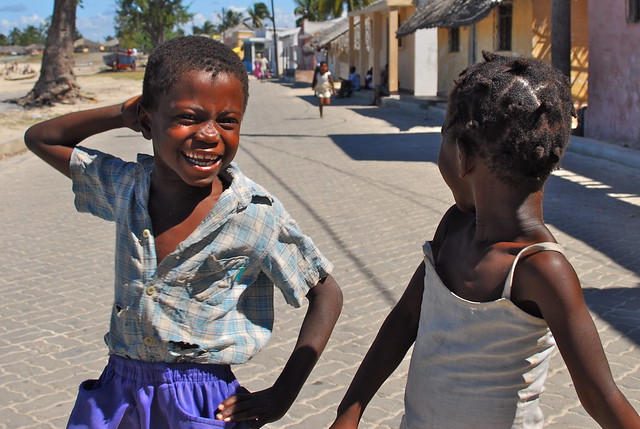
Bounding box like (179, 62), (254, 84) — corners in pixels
(70, 148), (333, 364)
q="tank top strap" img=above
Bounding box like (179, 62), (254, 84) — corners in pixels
(501, 242), (565, 299)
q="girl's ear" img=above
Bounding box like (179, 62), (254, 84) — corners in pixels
(456, 137), (476, 177)
(138, 104), (152, 140)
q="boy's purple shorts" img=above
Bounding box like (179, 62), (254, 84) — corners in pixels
(67, 354), (248, 429)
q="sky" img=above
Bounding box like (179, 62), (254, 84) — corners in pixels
(0, 0), (298, 42)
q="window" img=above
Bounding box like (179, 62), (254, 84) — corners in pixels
(449, 28), (460, 52)
(630, 0), (640, 22)
(496, 3), (512, 51)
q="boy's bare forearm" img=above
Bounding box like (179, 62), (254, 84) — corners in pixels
(273, 275), (343, 405)
(24, 96), (141, 177)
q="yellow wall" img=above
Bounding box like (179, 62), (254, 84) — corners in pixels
(570, 0), (588, 107)
(532, 0), (552, 62)
(398, 7), (415, 92)
(437, 26), (469, 96)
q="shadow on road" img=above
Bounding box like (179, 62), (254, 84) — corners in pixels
(329, 132), (440, 163)
(583, 287), (640, 345)
(295, 93), (440, 131)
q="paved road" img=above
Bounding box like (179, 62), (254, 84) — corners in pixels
(1, 78), (639, 428)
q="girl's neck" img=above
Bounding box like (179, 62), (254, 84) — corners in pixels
(472, 190), (548, 245)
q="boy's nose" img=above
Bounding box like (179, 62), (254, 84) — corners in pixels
(196, 121), (219, 143)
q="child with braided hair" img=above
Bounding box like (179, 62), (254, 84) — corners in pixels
(330, 52), (640, 429)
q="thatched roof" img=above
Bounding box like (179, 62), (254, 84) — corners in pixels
(397, 0), (503, 37)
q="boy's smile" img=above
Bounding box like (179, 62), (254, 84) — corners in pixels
(141, 70), (244, 188)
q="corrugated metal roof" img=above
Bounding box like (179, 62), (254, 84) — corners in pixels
(397, 0), (502, 37)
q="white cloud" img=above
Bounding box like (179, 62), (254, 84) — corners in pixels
(0, 14), (47, 36)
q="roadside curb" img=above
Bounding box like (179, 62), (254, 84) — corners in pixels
(568, 135), (640, 170)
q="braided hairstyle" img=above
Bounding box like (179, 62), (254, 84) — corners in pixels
(142, 36), (249, 112)
(449, 51), (576, 191)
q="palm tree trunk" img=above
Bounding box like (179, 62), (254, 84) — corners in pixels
(17, 0), (87, 107)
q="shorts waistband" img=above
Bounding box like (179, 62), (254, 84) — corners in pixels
(107, 354), (235, 384)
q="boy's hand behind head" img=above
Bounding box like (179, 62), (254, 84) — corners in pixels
(121, 95), (144, 133)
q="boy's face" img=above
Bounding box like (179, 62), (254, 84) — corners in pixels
(141, 71), (244, 188)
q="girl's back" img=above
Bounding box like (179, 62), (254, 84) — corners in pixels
(402, 240), (560, 429)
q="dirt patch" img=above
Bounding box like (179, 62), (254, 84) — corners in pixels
(0, 52), (144, 152)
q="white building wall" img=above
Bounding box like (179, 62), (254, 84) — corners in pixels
(413, 28), (438, 96)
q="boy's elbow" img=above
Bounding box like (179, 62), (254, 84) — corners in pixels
(24, 126), (40, 152)
(310, 275), (343, 315)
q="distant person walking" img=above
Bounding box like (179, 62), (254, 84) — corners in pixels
(259, 53), (269, 82)
(311, 61), (335, 118)
(253, 53), (263, 79)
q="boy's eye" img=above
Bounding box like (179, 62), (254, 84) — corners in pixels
(218, 117), (239, 128)
(176, 114), (197, 123)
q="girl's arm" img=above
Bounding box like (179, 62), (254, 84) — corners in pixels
(519, 253), (640, 428)
(216, 275), (343, 427)
(24, 95), (142, 177)
(329, 262), (425, 428)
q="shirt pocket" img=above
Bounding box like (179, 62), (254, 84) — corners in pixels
(186, 255), (248, 306)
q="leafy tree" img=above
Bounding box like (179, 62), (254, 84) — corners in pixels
(8, 25), (47, 45)
(115, 0), (192, 50)
(0, 34), (9, 46)
(244, 2), (270, 28)
(317, 0), (374, 20)
(15, 0), (87, 107)
(216, 8), (245, 33)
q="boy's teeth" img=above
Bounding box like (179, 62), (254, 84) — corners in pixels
(184, 152), (220, 166)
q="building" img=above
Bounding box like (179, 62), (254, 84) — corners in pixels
(397, 0), (588, 106)
(348, 0), (439, 97)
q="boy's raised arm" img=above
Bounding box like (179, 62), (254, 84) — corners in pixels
(330, 262), (425, 428)
(24, 95), (142, 178)
(216, 275), (343, 427)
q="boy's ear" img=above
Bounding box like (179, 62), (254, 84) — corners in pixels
(456, 137), (476, 177)
(138, 104), (152, 140)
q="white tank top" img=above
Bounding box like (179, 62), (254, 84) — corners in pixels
(401, 242), (563, 429)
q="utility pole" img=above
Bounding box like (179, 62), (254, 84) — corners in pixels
(270, 0), (279, 76)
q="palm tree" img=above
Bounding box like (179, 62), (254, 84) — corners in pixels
(193, 20), (217, 36)
(293, 0), (327, 26)
(216, 8), (245, 32)
(245, 2), (270, 28)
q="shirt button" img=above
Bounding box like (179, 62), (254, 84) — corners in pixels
(143, 337), (154, 346)
(142, 229), (151, 238)
(146, 286), (156, 296)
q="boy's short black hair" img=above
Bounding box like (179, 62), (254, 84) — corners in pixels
(449, 51), (576, 190)
(142, 36), (249, 111)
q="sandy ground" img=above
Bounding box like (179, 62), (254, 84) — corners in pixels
(0, 52), (144, 152)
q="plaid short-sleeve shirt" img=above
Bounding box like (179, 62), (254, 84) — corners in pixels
(70, 147), (333, 364)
